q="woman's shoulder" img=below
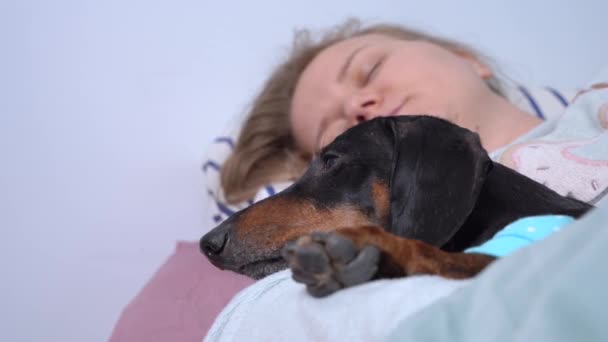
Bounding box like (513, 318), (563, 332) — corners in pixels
(494, 75), (608, 204)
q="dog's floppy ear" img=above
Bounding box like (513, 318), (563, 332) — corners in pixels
(387, 116), (492, 247)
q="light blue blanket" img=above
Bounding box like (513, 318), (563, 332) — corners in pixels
(386, 202), (608, 342)
(206, 204), (607, 342)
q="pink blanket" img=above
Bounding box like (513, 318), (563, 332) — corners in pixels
(110, 242), (254, 342)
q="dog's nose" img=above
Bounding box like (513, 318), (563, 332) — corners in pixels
(200, 228), (229, 256)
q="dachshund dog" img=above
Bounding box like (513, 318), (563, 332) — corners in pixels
(201, 116), (591, 297)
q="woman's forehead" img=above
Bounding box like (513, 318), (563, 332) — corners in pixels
(296, 34), (392, 92)
(291, 36), (377, 114)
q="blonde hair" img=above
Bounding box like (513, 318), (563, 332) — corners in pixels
(220, 18), (503, 204)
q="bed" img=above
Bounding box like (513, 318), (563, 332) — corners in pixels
(111, 79), (608, 341)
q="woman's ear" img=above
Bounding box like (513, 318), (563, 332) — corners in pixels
(454, 50), (493, 80)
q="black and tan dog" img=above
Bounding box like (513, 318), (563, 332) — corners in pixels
(201, 116), (591, 297)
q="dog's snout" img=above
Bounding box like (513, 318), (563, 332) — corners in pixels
(200, 228), (228, 257)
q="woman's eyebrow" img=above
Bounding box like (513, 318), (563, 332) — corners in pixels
(337, 44), (369, 82)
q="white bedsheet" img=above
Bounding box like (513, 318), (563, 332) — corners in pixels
(206, 271), (469, 342)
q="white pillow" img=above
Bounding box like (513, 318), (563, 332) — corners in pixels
(201, 85), (577, 229)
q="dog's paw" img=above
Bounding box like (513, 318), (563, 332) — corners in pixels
(281, 231), (380, 297)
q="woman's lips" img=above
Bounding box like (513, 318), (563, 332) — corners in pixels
(388, 101), (406, 116)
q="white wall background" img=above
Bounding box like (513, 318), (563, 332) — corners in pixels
(1, 0), (606, 341)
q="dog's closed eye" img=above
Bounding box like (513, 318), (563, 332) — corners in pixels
(322, 153), (339, 169)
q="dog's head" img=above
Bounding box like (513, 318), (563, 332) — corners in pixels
(200, 116), (492, 279)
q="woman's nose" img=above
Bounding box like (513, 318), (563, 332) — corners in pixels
(344, 92), (383, 122)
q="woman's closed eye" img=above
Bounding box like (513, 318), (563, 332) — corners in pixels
(362, 56), (385, 85)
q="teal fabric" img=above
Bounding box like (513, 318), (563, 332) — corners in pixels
(385, 204), (608, 342)
(465, 215), (574, 257)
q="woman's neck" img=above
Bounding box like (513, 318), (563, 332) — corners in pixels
(474, 95), (542, 152)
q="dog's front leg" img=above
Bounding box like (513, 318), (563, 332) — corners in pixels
(282, 225), (495, 297)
